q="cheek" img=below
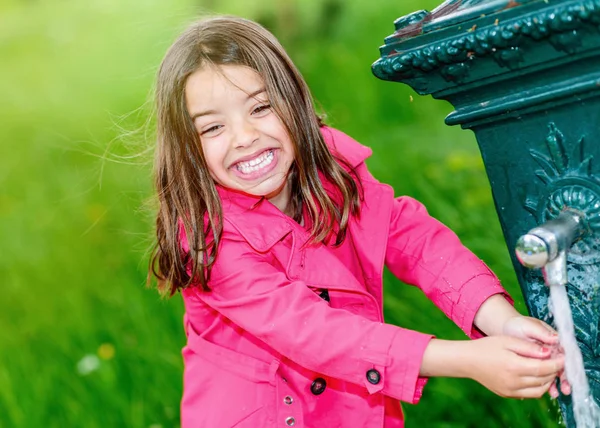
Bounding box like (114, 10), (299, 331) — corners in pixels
(282, 142), (296, 163)
(201, 142), (226, 171)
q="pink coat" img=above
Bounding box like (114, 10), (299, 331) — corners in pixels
(180, 127), (508, 427)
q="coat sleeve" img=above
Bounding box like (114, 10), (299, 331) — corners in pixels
(384, 195), (511, 339)
(189, 231), (434, 404)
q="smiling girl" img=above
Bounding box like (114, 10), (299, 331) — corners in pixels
(150, 16), (568, 428)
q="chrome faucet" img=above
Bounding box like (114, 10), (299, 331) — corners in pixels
(515, 211), (585, 286)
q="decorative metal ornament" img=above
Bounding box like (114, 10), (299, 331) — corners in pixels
(372, 1), (600, 425)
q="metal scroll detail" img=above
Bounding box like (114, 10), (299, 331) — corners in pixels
(373, 0), (600, 82)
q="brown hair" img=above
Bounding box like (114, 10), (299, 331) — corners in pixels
(150, 16), (362, 296)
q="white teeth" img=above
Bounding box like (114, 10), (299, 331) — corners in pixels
(236, 150), (274, 174)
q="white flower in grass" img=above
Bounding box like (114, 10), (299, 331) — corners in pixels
(76, 354), (100, 375)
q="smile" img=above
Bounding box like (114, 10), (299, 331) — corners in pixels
(235, 150), (274, 175)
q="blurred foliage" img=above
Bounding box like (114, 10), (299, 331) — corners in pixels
(0, 0), (561, 426)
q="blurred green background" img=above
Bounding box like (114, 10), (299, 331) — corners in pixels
(1, 0), (563, 426)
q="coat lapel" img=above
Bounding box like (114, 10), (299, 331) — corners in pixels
(218, 184), (375, 297)
(286, 222), (369, 295)
(217, 186), (292, 252)
(348, 180), (395, 304)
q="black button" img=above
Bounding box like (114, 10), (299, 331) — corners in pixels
(366, 369), (381, 385)
(310, 377), (327, 395)
(318, 289), (330, 302)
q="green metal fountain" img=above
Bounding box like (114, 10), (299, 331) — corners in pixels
(372, 0), (600, 425)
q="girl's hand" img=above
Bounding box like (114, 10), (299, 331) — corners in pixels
(502, 315), (558, 345)
(420, 336), (564, 398)
(466, 336), (565, 398)
(502, 315), (570, 397)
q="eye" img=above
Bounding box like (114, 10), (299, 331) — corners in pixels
(200, 124), (223, 136)
(252, 104), (271, 116)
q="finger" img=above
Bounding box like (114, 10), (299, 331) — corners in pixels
(513, 355), (565, 377)
(538, 357), (564, 377)
(559, 372), (571, 395)
(506, 337), (555, 359)
(519, 372), (560, 389)
(516, 379), (556, 399)
(549, 381), (559, 399)
(523, 320), (560, 345)
(550, 344), (565, 358)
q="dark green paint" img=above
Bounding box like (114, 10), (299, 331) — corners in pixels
(373, 0), (600, 425)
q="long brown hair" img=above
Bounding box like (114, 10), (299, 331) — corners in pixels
(150, 16), (362, 296)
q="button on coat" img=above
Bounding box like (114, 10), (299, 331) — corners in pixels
(367, 369), (381, 385)
(310, 378), (327, 395)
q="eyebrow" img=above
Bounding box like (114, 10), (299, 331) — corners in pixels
(190, 88), (267, 121)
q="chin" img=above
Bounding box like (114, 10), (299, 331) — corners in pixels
(249, 185), (283, 199)
(246, 177), (286, 197)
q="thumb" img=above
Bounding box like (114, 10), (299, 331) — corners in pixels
(523, 319), (559, 345)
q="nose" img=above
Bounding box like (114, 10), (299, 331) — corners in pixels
(233, 118), (259, 149)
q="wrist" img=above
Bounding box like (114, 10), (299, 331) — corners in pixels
(500, 314), (524, 335)
(474, 294), (520, 336)
(420, 339), (475, 379)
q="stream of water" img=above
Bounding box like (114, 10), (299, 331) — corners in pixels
(549, 284), (600, 427)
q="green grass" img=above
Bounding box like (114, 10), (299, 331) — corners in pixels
(1, 0), (561, 426)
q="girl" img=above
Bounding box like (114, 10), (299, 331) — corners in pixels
(150, 16), (569, 428)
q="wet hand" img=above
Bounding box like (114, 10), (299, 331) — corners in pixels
(466, 336), (565, 399)
(502, 315), (570, 396)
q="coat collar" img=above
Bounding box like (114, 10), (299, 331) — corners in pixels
(217, 126), (373, 252)
(320, 126), (372, 169)
(217, 186), (293, 252)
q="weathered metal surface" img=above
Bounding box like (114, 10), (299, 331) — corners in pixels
(373, 1), (600, 425)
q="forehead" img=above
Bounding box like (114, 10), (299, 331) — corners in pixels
(185, 65), (265, 109)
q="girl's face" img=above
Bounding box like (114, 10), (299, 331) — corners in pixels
(185, 65), (295, 212)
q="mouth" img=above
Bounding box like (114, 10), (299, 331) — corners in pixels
(233, 149), (275, 175)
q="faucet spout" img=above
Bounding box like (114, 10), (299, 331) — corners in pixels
(515, 211), (585, 286)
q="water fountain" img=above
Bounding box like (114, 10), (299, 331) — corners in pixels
(372, 0), (600, 425)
